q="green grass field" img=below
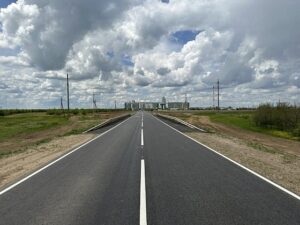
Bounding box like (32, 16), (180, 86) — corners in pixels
(195, 111), (298, 140)
(0, 113), (69, 141)
(0, 110), (126, 156)
(161, 110), (299, 140)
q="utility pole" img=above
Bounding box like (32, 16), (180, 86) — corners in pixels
(67, 73), (70, 111)
(60, 97), (64, 110)
(217, 79), (220, 110)
(213, 85), (215, 110)
(61, 97), (65, 116)
(184, 93), (188, 110)
(93, 93), (97, 109)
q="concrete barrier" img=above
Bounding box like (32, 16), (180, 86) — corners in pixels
(83, 113), (132, 133)
(155, 113), (206, 132)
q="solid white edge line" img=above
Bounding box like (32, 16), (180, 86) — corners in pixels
(153, 115), (300, 201)
(0, 115), (133, 196)
(140, 159), (147, 225)
(141, 129), (144, 146)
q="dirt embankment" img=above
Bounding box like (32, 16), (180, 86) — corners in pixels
(188, 115), (300, 156)
(180, 114), (300, 195)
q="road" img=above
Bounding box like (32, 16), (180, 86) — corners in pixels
(0, 111), (299, 225)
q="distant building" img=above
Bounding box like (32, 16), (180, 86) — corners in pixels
(160, 97), (167, 109)
(168, 102), (190, 110)
(144, 102), (159, 110)
(124, 100), (140, 110)
(125, 100), (159, 110)
(125, 97), (190, 110)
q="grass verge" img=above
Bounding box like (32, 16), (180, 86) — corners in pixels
(0, 111), (127, 157)
(161, 110), (298, 140)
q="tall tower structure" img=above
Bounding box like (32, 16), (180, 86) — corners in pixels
(162, 96), (167, 109)
(184, 93), (188, 110)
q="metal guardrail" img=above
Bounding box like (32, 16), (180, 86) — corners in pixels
(83, 113), (132, 133)
(156, 113), (206, 132)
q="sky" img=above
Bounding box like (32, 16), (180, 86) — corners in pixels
(0, 0), (299, 109)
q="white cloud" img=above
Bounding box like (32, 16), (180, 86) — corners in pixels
(0, 0), (299, 108)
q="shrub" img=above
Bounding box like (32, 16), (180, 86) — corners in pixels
(254, 103), (300, 136)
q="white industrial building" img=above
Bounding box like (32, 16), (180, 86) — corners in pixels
(124, 97), (189, 111)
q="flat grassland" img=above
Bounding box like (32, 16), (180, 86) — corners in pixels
(159, 110), (300, 195)
(172, 110), (299, 140)
(0, 111), (125, 157)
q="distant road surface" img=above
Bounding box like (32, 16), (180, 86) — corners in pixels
(0, 111), (299, 225)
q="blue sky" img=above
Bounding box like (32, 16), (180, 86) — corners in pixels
(170, 30), (202, 45)
(0, 0), (15, 8)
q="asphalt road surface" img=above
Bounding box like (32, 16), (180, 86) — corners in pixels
(0, 111), (299, 225)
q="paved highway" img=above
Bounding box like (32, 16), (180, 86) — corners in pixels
(0, 111), (299, 225)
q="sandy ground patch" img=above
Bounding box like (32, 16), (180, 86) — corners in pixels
(187, 115), (300, 156)
(0, 133), (95, 190)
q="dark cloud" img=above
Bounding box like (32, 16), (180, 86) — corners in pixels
(218, 56), (254, 85)
(135, 76), (150, 87)
(0, 83), (8, 89)
(157, 67), (170, 75)
(136, 69), (145, 76)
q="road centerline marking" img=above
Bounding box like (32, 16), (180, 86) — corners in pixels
(141, 129), (144, 146)
(140, 159), (147, 225)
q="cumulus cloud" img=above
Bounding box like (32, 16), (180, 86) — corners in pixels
(0, 0), (299, 108)
(0, 0), (138, 70)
